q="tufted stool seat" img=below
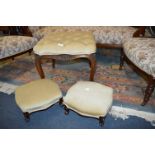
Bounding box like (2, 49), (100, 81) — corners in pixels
(33, 31), (96, 81)
(15, 79), (62, 120)
(62, 81), (113, 126)
(34, 31), (96, 55)
(120, 37), (155, 105)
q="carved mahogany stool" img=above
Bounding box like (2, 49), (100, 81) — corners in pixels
(15, 79), (62, 121)
(33, 31), (96, 81)
(62, 81), (113, 126)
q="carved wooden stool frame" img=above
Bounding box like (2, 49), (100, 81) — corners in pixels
(23, 97), (64, 122)
(59, 98), (106, 127)
(34, 53), (96, 81)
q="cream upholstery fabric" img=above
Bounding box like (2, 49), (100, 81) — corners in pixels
(63, 81), (113, 118)
(33, 31), (96, 55)
(123, 38), (155, 77)
(15, 79), (62, 113)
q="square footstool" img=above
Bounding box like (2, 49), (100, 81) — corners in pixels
(15, 79), (62, 121)
(62, 81), (113, 126)
(33, 31), (96, 81)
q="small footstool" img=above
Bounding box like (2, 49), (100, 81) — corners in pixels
(62, 81), (113, 126)
(15, 79), (62, 121)
(33, 31), (96, 81)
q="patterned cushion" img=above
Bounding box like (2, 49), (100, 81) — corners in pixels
(15, 79), (62, 113)
(123, 38), (155, 77)
(30, 26), (137, 45)
(0, 36), (38, 59)
(92, 26), (137, 44)
(63, 81), (113, 118)
(33, 31), (96, 55)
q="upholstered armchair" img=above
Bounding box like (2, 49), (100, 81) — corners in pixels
(0, 26), (38, 61)
(120, 36), (155, 105)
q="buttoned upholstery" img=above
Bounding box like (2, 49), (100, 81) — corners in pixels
(63, 81), (113, 118)
(33, 31), (96, 55)
(123, 38), (155, 77)
(0, 36), (38, 59)
(15, 79), (62, 113)
(29, 26), (137, 45)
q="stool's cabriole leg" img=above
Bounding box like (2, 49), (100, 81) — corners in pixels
(64, 106), (69, 115)
(35, 54), (45, 79)
(88, 54), (96, 81)
(99, 116), (105, 127)
(59, 98), (63, 106)
(23, 112), (30, 122)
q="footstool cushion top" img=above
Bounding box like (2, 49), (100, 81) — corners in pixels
(63, 81), (113, 118)
(15, 79), (62, 113)
(33, 31), (96, 56)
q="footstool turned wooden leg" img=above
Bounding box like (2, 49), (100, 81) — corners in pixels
(64, 106), (69, 115)
(99, 116), (105, 127)
(59, 98), (63, 106)
(23, 112), (30, 122)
